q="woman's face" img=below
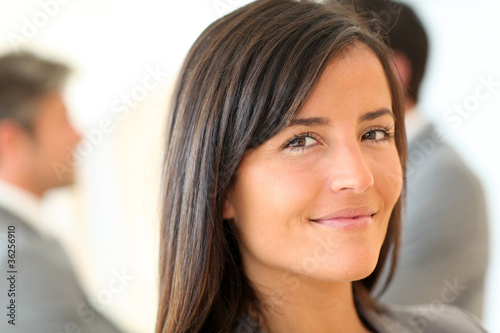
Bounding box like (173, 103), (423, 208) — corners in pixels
(223, 44), (403, 285)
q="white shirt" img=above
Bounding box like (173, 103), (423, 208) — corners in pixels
(0, 180), (47, 237)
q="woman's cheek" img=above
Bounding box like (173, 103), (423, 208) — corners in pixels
(232, 156), (320, 254)
(251, 158), (319, 220)
(370, 149), (403, 207)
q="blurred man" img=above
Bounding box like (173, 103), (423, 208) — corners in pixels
(350, 0), (489, 318)
(0, 52), (122, 332)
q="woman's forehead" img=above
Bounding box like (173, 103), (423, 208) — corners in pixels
(293, 44), (392, 121)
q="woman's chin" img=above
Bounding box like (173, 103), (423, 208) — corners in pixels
(297, 252), (380, 283)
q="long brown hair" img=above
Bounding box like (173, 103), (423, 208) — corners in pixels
(157, 1), (406, 332)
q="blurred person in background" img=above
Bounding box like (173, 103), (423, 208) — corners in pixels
(351, 0), (489, 319)
(0, 52), (123, 332)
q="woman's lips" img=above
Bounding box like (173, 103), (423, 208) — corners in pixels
(310, 207), (377, 231)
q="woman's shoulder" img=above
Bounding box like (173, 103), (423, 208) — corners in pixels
(367, 302), (488, 333)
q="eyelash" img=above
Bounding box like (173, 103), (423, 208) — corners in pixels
(282, 125), (396, 152)
(281, 132), (321, 152)
(362, 124), (396, 143)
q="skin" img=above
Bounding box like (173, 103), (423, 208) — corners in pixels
(0, 93), (81, 197)
(224, 43), (403, 332)
(392, 51), (415, 111)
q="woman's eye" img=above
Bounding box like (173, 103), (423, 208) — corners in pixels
(289, 136), (316, 147)
(362, 128), (394, 142)
(283, 134), (320, 151)
(363, 130), (386, 140)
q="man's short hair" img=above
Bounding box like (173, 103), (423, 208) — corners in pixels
(350, 0), (429, 103)
(0, 52), (70, 130)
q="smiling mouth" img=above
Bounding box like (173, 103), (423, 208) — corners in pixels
(310, 207), (377, 231)
(351, 215), (371, 219)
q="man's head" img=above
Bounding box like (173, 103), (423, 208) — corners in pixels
(0, 52), (81, 196)
(351, 0), (429, 109)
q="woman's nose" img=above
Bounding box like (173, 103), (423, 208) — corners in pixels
(326, 143), (374, 193)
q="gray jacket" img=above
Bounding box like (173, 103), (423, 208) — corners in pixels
(0, 207), (123, 332)
(380, 124), (489, 318)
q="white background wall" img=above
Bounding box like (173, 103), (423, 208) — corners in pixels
(0, 0), (498, 332)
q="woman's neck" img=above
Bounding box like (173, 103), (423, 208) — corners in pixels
(247, 268), (373, 333)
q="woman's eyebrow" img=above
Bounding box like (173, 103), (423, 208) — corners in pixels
(287, 109), (394, 128)
(288, 117), (331, 127)
(359, 108), (395, 122)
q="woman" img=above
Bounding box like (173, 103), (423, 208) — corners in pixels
(156, 0), (486, 332)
